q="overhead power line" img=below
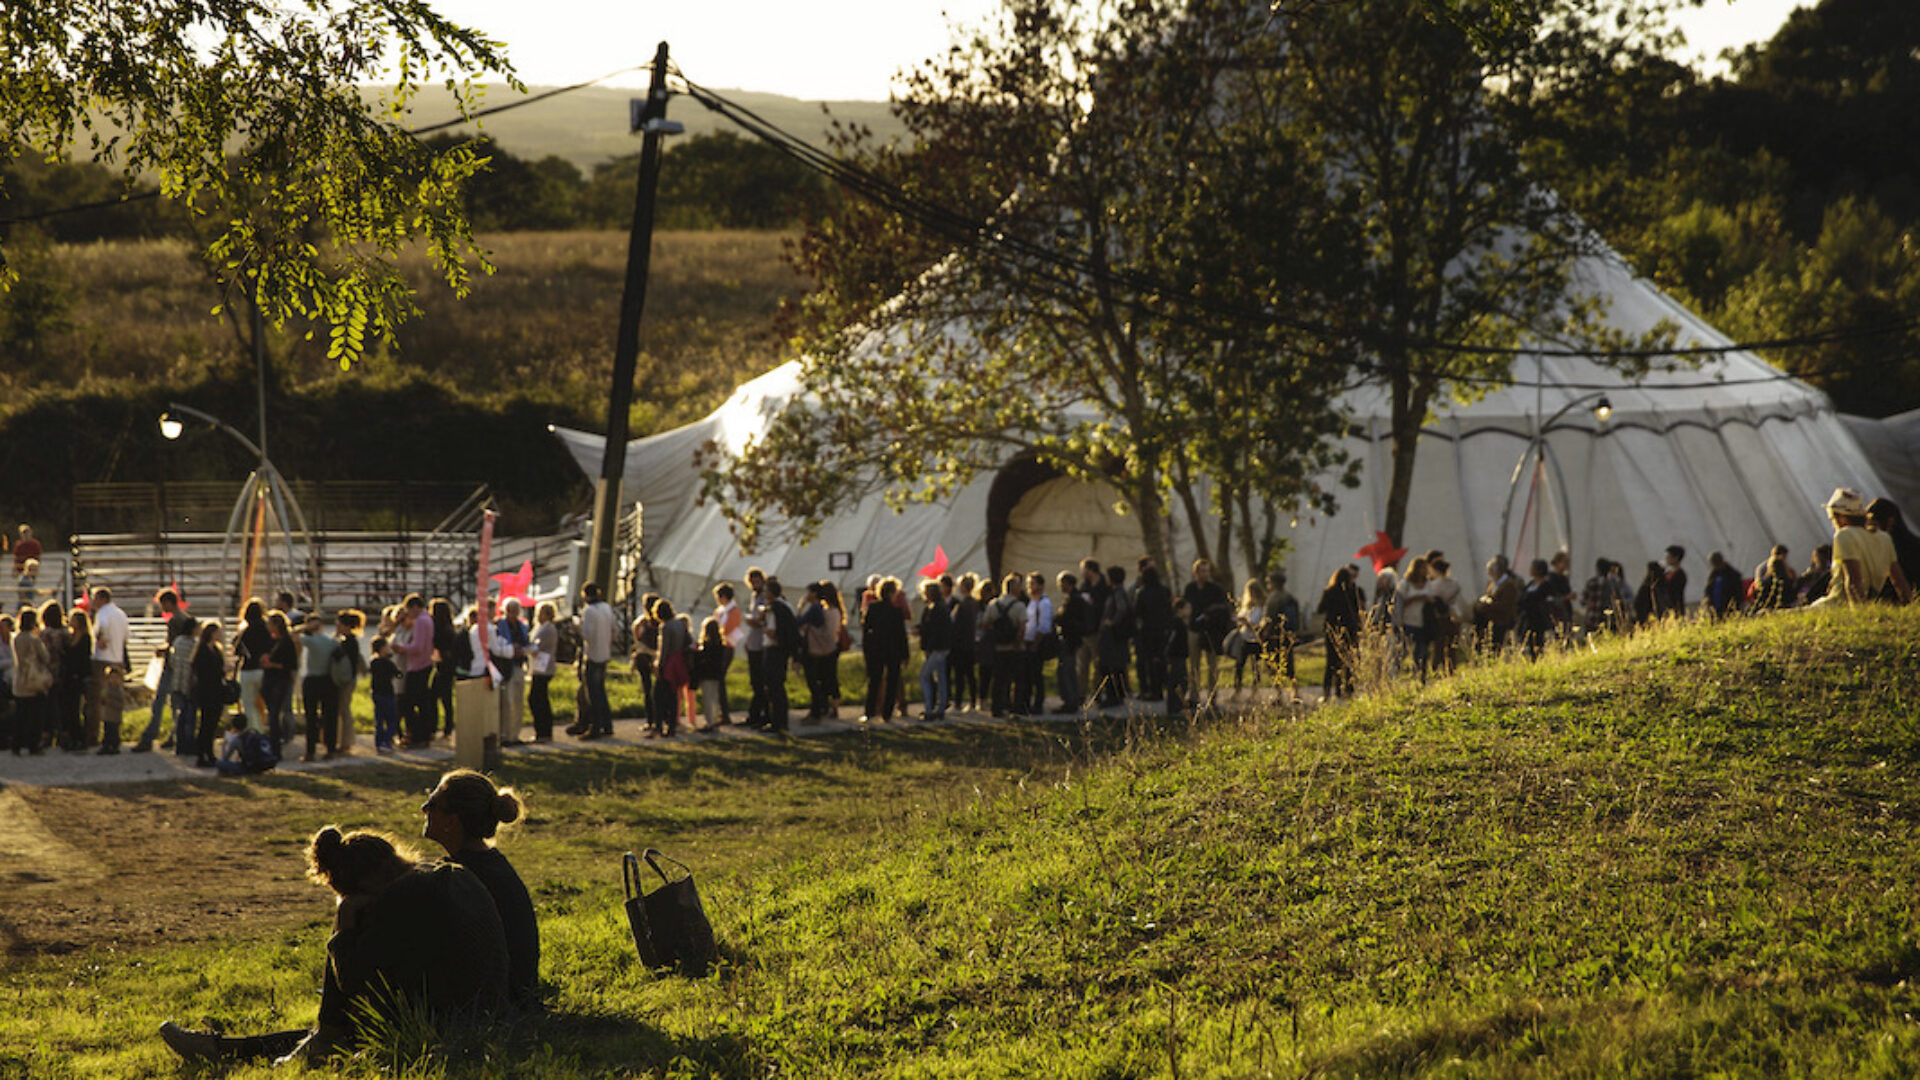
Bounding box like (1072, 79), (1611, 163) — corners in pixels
(673, 73), (1919, 392)
(0, 64), (653, 227)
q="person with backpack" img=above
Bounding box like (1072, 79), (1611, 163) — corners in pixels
(218, 714), (278, 776)
(1183, 559), (1232, 703)
(987, 574), (1027, 718)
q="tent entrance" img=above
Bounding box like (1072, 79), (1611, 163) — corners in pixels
(988, 459), (1142, 583)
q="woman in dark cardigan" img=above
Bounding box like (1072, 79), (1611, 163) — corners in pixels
(160, 826), (508, 1064)
(421, 769), (541, 1007)
(861, 577), (909, 722)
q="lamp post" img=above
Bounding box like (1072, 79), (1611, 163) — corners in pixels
(159, 402), (313, 613)
(1497, 392), (1613, 564)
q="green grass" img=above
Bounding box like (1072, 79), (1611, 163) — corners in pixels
(7, 606), (1920, 1077)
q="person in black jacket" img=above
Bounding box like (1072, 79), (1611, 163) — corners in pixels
(1317, 566), (1363, 699)
(1164, 597), (1191, 714)
(1132, 560), (1172, 701)
(189, 622), (230, 767)
(862, 578), (909, 722)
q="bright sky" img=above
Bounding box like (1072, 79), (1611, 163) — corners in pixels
(425, 0), (1808, 101)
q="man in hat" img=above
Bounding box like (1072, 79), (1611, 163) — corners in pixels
(1816, 488), (1911, 604)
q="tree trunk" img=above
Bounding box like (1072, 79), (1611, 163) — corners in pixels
(1125, 474), (1174, 573)
(1382, 367), (1433, 548)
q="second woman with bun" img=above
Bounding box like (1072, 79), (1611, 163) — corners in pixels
(421, 769), (540, 1006)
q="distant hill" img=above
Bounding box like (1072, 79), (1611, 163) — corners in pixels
(369, 83), (908, 173)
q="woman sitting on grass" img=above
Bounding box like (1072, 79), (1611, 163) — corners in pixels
(421, 769), (541, 1006)
(160, 826), (509, 1064)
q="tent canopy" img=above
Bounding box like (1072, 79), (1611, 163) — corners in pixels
(555, 248), (1886, 615)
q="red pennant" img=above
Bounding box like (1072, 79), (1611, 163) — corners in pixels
(1355, 531), (1409, 574)
(915, 544), (950, 580)
(491, 559), (534, 608)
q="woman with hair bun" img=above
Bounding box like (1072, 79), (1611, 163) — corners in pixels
(422, 769), (540, 1005)
(160, 825), (508, 1063)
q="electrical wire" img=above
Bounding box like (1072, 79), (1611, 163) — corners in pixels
(0, 64), (654, 227)
(674, 73), (1919, 391)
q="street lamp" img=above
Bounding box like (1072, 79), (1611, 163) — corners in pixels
(159, 402), (313, 612)
(1497, 392), (1613, 564)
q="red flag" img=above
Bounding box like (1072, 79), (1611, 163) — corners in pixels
(1355, 531), (1408, 574)
(915, 544), (949, 580)
(491, 560), (535, 609)
(170, 578), (190, 611)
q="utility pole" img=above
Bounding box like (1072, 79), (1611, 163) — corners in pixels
(586, 41), (679, 603)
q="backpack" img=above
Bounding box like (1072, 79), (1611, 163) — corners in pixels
(240, 731), (278, 773)
(554, 618), (582, 665)
(989, 598), (1020, 647)
(1110, 590), (1135, 640)
(329, 638), (360, 688)
(450, 626), (475, 673)
(772, 599), (802, 654)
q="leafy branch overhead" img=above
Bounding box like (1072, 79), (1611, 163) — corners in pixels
(0, 0), (518, 367)
(707, 0), (1680, 573)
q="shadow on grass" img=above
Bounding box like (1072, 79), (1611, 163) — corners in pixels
(492, 711), (1180, 796)
(432, 1005), (756, 1078)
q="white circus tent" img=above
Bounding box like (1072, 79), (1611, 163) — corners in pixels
(553, 246), (1886, 614)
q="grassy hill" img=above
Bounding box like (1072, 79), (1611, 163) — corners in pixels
(2, 608), (1917, 1076)
(372, 84), (908, 172)
(0, 229), (804, 536)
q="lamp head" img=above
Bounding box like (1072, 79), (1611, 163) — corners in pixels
(159, 413), (184, 441)
(1593, 397), (1613, 424)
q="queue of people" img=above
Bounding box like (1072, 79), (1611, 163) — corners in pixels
(1317, 487), (1919, 699)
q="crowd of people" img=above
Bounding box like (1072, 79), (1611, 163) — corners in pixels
(3, 486), (1913, 758)
(601, 556), (1306, 733)
(1313, 487), (1918, 698)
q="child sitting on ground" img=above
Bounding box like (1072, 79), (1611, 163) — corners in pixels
(369, 636), (400, 753)
(218, 715), (278, 776)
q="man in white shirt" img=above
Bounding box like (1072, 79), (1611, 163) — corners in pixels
(1021, 573), (1054, 715)
(1817, 487), (1912, 604)
(577, 583), (616, 738)
(89, 586), (130, 753)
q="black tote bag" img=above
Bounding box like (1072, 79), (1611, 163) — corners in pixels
(624, 849), (717, 977)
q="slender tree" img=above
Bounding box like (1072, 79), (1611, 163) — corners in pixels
(704, 0), (1355, 582)
(1, 0), (515, 366)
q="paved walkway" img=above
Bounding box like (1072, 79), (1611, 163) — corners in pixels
(0, 686), (1310, 789)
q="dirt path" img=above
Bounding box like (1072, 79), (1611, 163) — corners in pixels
(0, 689), (1306, 962)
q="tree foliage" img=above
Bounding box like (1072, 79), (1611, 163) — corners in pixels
(1526, 0), (1920, 418)
(702, 0), (1366, 580)
(1, 0), (516, 367)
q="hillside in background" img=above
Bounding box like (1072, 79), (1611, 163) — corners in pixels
(0, 230), (805, 538)
(373, 83), (908, 172)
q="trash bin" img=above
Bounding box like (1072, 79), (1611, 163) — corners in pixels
(455, 677), (501, 771)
